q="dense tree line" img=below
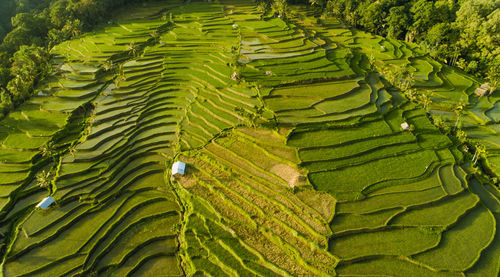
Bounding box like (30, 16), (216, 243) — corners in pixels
(260, 0), (499, 87)
(0, 0), (153, 117)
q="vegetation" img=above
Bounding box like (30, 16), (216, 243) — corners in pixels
(258, 0), (499, 84)
(0, 0), (159, 118)
(0, 0), (498, 276)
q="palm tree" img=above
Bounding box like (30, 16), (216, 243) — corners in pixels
(456, 129), (467, 144)
(453, 99), (466, 129)
(40, 142), (56, 157)
(127, 42), (140, 57)
(273, 0), (288, 18)
(472, 144), (486, 165)
(404, 88), (419, 101)
(393, 66), (413, 90)
(454, 110), (462, 128)
(36, 170), (53, 190)
(114, 64), (126, 88)
(404, 71), (415, 90)
(419, 92), (432, 110)
(103, 60), (115, 72)
(150, 30), (159, 43)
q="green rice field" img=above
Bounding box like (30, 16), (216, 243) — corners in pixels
(0, 0), (498, 276)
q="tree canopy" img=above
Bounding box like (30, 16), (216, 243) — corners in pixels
(319, 0), (499, 82)
(0, 0), (156, 117)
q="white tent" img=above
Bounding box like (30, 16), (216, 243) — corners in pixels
(401, 122), (410, 131)
(172, 161), (186, 176)
(36, 197), (55, 210)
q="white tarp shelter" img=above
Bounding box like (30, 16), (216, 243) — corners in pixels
(172, 161), (186, 176)
(401, 122), (410, 131)
(36, 197), (55, 209)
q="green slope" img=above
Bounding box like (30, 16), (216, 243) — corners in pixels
(0, 1), (498, 276)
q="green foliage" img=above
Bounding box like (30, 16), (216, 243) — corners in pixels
(272, 0), (288, 18)
(0, 1), (499, 276)
(36, 169), (54, 190)
(6, 45), (50, 104)
(0, 0), (158, 116)
(0, 88), (13, 117)
(386, 6), (411, 40)
(320, 0), (498, 80)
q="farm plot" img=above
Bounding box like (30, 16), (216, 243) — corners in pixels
(284, 7), (499, 276)
(229, 6), (355, 87)
(173, 127), (337, 276)
(286, 86), (498, 276)
(296, 7), (500, 181)
(2, 1), (269, 275)
(0, 1), (188, 276)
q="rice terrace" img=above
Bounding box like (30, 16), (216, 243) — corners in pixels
(0, 0), (499, 276)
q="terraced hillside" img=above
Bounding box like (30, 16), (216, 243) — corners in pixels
(0, 0), (498, 276)
(289, 8), (500, 179)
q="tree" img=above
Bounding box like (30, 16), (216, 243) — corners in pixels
(393, 66), (414, 90)
(409, 0), (436, 38)
(103, 60), (115, 72)
(454, 0), (495, 50)
(0, 88), (13, 115)
(272, 0), (288, 18)
(486, 61), (499, 92)
(72, 0), (104, 29)
(325, 0), (345, 17)
(7, 45), (50, 103)
(47, 19), (83, 48)
(114, 63), (126, 88)
(36, 169), (53, 190)
(434, 0), (456, 23)
(433, 115), (451, 134)
(404, 88), (419, 102)
(150, 30), (159, 43)
(3, 13), (49, 51)
(343, 1), (362, 27)
(456, 129), (467, 143)
(386, 6), (410, 39)
(49, 0), (72, 29)
(358, 1), (386, 34)
(453, 0), (497, 77)
(0, 65), (10, 88)
(127, 42), (140, 57)
(65, 19), (83, 37)
(309, 0), (326, 7)
(453, 98), (467, 129)
(0, 0), (15, 38)
(40, 142), (56, 157)
(472, 144), (486, 165)
(418, 92), (432, 110)
(234, 107), (262, 128)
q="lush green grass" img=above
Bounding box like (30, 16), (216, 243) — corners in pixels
(330, 227), (441, 260)
(336, 257), (462, 276)
(413, 206), (496, 271)
(309, 150), (438, 201)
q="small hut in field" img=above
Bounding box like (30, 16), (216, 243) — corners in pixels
(401, 122), (410, 131)
(172, 161), (186, 177)
(36, 197), (55, 210)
